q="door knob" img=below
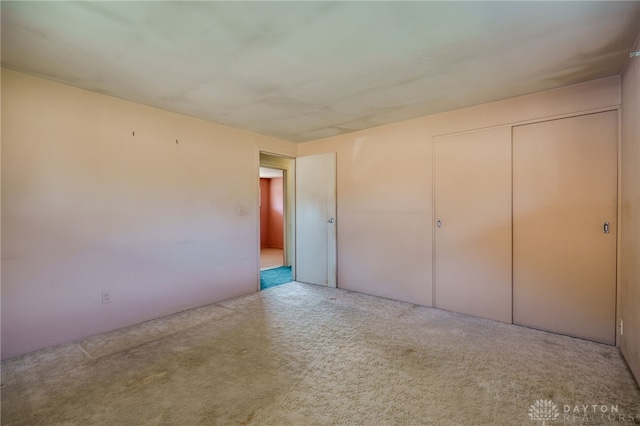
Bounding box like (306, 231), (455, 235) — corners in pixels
(437, 220), (442, 228)
(603, 222), (610, 234)
(328, 218), (336, 223)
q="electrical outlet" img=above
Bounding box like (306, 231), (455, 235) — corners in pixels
(620, 319), (623, 336)
(102, 291), (111, 304)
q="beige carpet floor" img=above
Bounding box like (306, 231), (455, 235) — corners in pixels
(2, 282), (639, 425)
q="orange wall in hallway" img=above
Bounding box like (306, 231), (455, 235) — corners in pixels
(260, 177), (284, 249)
(268, 177), (284, 249)
(260, 179), (271, 248)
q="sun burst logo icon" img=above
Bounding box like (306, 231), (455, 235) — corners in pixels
(529, 399), (560, 425)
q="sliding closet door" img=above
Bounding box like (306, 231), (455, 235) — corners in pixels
(513, 111), (617, 344)
(434, 127), (512, 323)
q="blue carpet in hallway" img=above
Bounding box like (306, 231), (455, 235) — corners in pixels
(260, 266), (292, 290)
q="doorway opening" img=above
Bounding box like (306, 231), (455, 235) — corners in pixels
(259, 153), (295, 290)
(260, 167), (284, 269)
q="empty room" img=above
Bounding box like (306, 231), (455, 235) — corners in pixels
(2, 2), (640, 425)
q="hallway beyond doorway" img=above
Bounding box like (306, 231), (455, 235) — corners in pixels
(260, 248), (283, 270)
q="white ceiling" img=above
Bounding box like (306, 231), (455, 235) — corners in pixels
(2, 2), (639, 143)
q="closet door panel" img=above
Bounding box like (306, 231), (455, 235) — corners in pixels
(434, 127), (512, 323)
(513, 111), (617, 344)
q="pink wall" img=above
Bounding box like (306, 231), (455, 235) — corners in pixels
(620, 35), (640, 383)
(1, 70), (298, 359)
(3, 66), (634, 364)
(298, 77), (621, 307)
(260, 178), (271, 248)
(268, 177), (284, 249)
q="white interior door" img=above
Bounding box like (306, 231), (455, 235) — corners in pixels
(296, 153), (337, 287)
(434, 127), (512, 323)
(513, 111), (617, 344)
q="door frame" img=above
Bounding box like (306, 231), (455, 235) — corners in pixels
(258, 151), (296, 290)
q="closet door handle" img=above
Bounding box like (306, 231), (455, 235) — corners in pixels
(603, 222), (610, 234)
